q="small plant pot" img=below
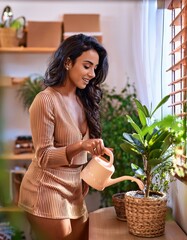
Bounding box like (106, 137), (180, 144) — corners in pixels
(112, 192), (126, 221)
(125, 190), (167, 237)
(0, 28), (20, 47)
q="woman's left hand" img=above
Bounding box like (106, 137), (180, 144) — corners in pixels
(81, 138), (105, 156)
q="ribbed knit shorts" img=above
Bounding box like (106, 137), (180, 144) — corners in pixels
(18, 163), (88, 220)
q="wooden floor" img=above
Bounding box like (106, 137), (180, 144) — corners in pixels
(89, 207), (187, 240)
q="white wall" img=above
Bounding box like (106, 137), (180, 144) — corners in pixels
(169, 180), (187, 234)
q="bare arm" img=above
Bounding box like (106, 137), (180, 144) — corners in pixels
(66, 138), (105, 165)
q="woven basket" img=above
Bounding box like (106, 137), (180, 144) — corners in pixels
(0, 28), (19, 47)
(112, 192), (126, 221)
(125, 190), (167, 237)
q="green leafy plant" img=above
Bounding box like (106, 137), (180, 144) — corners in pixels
(172, 144), (187, 181)
(0, 10), (25, 30)
(171, 109), (187, 180)
(99, 83), (143, 206)
(120, 95), (184, 197)
(17, 74), (44, 110)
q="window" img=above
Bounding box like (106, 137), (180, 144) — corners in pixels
(167, 0), (187, 180)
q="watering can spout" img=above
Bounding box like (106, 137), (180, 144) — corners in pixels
(80, 147), (145, 191)
(106, 176), (144, 190)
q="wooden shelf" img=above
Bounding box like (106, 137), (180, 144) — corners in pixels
(0, 47), (56, 53)
(0, 153), (34, 160)
(0, 76), (26, 87)
(0, 206), (23, 212)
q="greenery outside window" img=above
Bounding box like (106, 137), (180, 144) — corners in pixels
(167, 0), (187, 180)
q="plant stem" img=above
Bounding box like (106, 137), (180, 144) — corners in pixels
(145, 168), (151, 197)
(143, 154), (151, 197)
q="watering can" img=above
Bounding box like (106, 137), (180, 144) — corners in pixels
(80, 148), (144, 191)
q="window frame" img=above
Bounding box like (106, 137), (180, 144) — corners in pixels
(167, 0), (187, 181)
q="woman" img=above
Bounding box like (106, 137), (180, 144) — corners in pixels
(18, 34), (109, 240)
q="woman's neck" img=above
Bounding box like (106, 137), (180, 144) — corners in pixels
(52, 84), (76, 97)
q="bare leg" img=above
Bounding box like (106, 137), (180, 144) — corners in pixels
(26, 212), (72, 240)
(25, 212), (89, 240)
(70, 215), (89, 240)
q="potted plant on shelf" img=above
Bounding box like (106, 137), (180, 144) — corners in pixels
(120, 95), (184, 237)
(17, 74), (44, 110)
(0, 5), (26, 48)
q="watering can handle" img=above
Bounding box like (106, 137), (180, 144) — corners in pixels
(103, 148), (114, 167)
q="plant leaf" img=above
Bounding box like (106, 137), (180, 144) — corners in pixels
(126, 115), (142, 135)
(120, 141), (141, 157)
(148, 158), (163, 167)
(131, 163), (146, 180)
(131, 133), (144, 143)
(134, 98), (150, 117)
(148, 148), (162, 160)
(151, 95), (170, 117)
(122, 133), (134, 143)
(137, 108), (147, 126)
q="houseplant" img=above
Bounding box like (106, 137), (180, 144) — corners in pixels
(17, 74), (44, 111)
(99, 83), (143, 207)
(120, 95), (184, 237)
(171, 115), (187, 181)
(0, 5), (26, 47)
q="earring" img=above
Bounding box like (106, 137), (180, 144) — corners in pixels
(66, 67), (69, 70)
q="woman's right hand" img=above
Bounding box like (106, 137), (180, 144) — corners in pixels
(81, 138), (105, 156)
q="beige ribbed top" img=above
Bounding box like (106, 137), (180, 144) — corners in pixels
(30, 86), (89, 168)
(18, 87), (89, 219)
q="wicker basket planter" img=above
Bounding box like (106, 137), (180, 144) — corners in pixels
(0, 28), (19, 47)
(125, 190), (167, 238)
(112, 192), (126, 221)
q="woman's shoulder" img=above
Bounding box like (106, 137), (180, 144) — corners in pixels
(35, 87), (56, 101)
(30, 87), (55, 109)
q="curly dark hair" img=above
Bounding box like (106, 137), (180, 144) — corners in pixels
(44, 34), (109, 139)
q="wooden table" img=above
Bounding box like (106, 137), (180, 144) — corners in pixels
(89, 207), (187, 240)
